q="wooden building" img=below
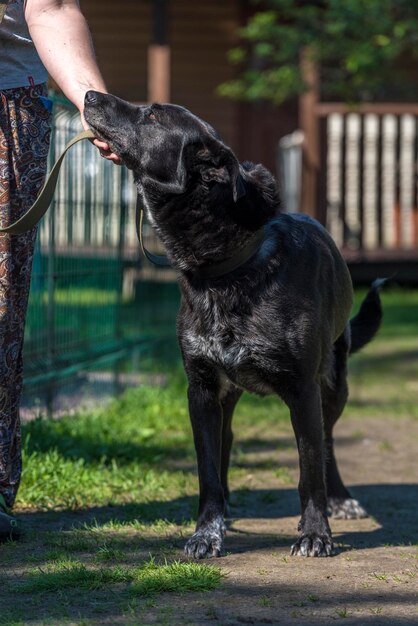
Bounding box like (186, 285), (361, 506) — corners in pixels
(79, 0), (297, 174)
(75, 0), (418, 281)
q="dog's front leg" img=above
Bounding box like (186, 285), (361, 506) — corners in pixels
(184, 378), (226, 559)
(287, 381), (333, 557)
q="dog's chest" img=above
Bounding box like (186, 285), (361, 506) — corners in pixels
(184, 327), (250, 369)
(182, 318), (275, 396)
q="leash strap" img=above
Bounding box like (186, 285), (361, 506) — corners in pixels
(0, 117), (263, 276)
(0, 129), (95, 235)
(135, 196), (171, 267)
(0, 1), (9, 23)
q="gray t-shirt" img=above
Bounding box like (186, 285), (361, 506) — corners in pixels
(0, 0), (48, 90)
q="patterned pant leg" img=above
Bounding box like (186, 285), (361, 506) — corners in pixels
(0, 84), (51, 508)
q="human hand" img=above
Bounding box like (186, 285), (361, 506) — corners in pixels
(92, 137), (122, 164)
(81, 113), (122, 164)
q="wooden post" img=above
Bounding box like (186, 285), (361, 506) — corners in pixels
(299, 48), (320, 217)
(148, 0), (170, 103)
(148, 45), (170, 103)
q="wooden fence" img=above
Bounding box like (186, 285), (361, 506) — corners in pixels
(300, 100), (418, 281)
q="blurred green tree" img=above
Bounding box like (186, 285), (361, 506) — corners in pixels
(218, 0), (418, 104)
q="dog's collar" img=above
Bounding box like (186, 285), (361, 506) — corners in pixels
(136, 196), (264, 279)
(190, 227), (265, 280)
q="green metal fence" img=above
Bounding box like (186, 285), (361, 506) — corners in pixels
(22, 97), (180, 415)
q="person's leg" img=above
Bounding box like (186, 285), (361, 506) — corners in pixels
(0, 85), (51, 530)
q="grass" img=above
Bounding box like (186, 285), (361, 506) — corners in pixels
(42, 288), (121, 306)
(348, 287), (418, 419)
(0, 286), (417, 625)
(18, 365), (293, 511)
(18, 557), (223, 595)
(19, 372), (194, 510)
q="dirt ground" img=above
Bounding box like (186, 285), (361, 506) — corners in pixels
(11, 413), (418, 626)
(141, 414), (418, 626)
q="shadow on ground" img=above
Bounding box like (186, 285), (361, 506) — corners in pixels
(3, 482), (418, 626)
(17, 482), (418, 552)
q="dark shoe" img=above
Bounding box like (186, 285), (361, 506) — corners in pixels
(0, 495), (20, 542)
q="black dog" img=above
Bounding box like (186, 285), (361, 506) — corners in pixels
(84, 92), (382, 558)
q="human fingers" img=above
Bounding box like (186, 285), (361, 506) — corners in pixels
(93, 138), (122, 164)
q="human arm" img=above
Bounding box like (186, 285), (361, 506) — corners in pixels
(24, 0), (120, 162)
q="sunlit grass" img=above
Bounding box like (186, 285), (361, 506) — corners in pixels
(17, 556), (223, 595)
(348, 288), (418, 418)
(42, 288), (121, 306)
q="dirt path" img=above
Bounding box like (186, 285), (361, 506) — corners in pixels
(141, 414), (418, 626)
(7, 413), (418, 625)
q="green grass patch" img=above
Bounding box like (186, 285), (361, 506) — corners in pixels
(18, 557), (223, 596)
(18, 370), (195, 510)
(43, 288), (121, 306)
(131, 558), (224, 596)
(347, 287), (418, 419)
(353, 287), (418, 338)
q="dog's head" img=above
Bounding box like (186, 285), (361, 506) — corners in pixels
(84, 91), (246, 202)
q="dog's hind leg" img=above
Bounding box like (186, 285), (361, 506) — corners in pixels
(322, 330), (368, 519)
(286, 381), (333, 557)
(183, 363), (228, 559)
(220, 386), (242, 513)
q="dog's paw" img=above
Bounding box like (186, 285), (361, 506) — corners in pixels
(327, 497), (368, 519)
(291, 533), (334, 557)
(184, 516), (226, 559)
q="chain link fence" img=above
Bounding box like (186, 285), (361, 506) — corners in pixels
(22, 96), (180, 417)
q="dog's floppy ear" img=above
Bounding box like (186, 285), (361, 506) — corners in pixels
(198, 140), (246, 203)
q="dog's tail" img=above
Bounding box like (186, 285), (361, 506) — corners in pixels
(349, 278), (386, 355)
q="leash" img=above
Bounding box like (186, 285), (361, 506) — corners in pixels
(0, 1), (8, 23)
(0, 129), (95, 235)
(0, 120), (264, 277)
(135, 197), (171, 267)
(1, 1), (264, 275)
(0, 122), (171, 263)
(0, 124), (167, 265)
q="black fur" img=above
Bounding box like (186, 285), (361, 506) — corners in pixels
(349, 278), (385, 354)
(84, 92), (383, 558)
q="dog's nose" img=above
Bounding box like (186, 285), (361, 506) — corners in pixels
(85, 90), (99, 105)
